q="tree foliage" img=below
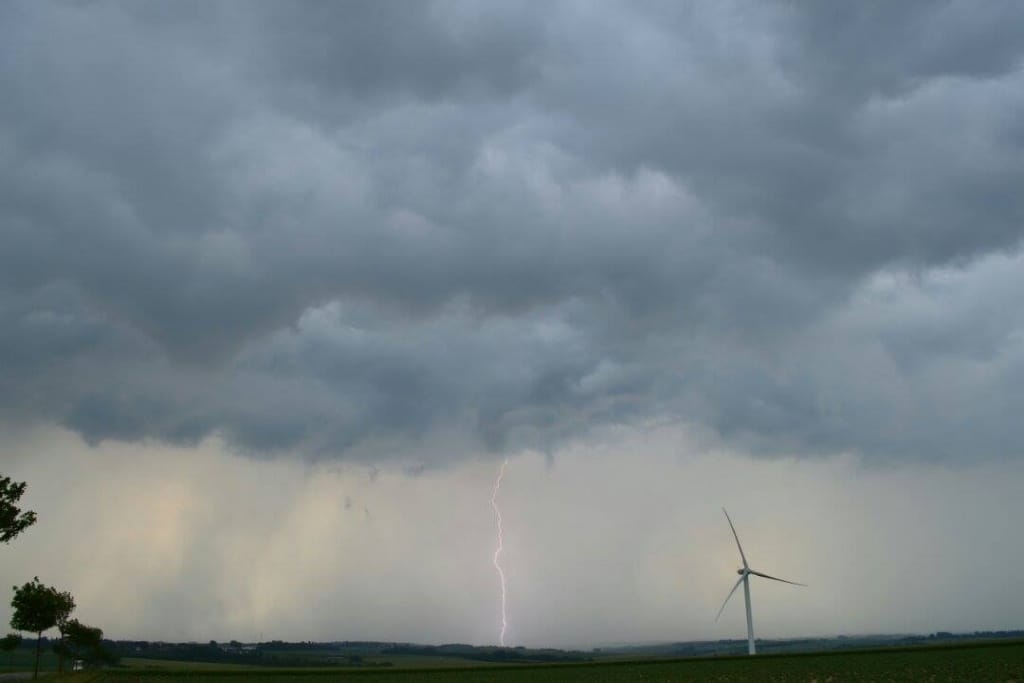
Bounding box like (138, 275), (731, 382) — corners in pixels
(10, 577), (74, 635)
(0, 475), (37, 543)
(62, 619), (116, 667)
(10, 577), (75, 678)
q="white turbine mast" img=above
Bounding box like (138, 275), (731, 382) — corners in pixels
(715, 507), (805, 655)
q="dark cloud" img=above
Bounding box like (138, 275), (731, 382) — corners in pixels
(2, 1), (1023, 461)
(251, 3), (544, 101)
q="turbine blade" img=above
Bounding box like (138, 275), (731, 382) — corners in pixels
(722, 507), (748, 569)
(715, 576), (745, 622)
(749, 570), (806, 587)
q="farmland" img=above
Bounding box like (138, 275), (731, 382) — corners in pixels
(59, 639), (1024, 682)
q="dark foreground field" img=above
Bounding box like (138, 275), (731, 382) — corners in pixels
(61, 640), (1024, 682)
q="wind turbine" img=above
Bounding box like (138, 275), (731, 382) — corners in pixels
(715, 507), (805, 655)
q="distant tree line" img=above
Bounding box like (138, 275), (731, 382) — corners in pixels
(114, 640), (391, 668)
(382, 643), (591, 664)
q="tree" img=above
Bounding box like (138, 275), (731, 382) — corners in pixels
(62, 619), (115, 669)
(0, 475), (37, 543)
(1, 633), (22, 667)
(10, 577), (75, 679)
(52, 637), (72, 672)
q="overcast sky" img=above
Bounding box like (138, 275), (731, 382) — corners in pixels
(2, 1), (1023, 647)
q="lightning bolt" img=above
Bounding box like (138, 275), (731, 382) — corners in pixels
(490, 457), (509, 646)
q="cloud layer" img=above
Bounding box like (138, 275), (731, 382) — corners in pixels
(2, 1), (1024, 461)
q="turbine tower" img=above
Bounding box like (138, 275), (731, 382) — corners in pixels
(716, 507), (805, 655)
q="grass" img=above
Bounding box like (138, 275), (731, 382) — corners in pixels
(54, 639), (1024, 682)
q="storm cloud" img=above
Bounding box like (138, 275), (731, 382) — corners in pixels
(3, 1), (1024, 462)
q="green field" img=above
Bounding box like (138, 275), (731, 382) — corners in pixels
(0, 647), (60, 673)
(58, 640), (1024, 682)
